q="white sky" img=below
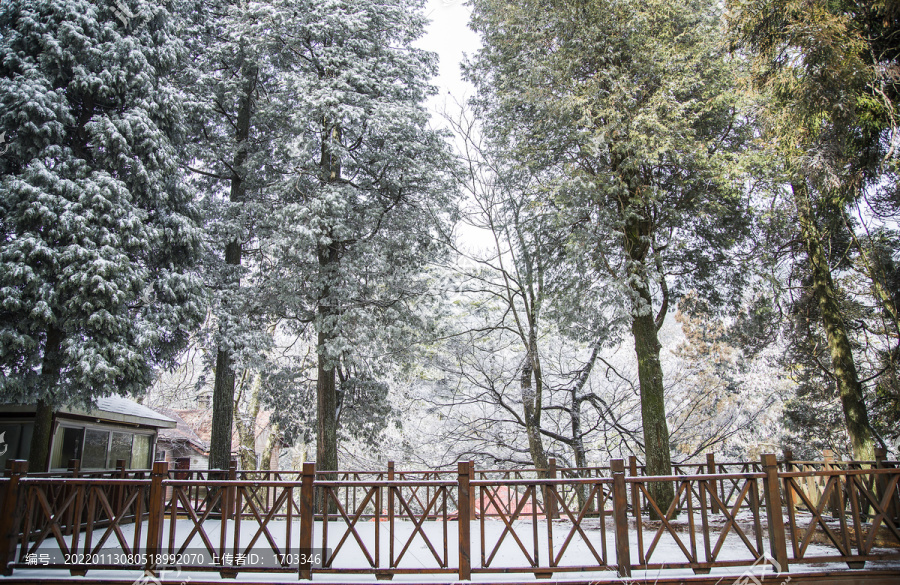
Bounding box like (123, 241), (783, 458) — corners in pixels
(417, 0), (481, 119)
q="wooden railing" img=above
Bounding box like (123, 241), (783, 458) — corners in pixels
(1, 453), (898, 580)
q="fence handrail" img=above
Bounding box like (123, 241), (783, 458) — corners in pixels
(625, 472), (766, 482)
(2, 451), (898, 581)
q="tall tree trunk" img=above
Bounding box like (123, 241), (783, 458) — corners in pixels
(28, 399), (54, 472)
(260, 421), (280, 471)
(316, 325), (338, 477)
(234, 370), (260, 473)
(624, 216), (674, 517)
(316, 120), (342, 490)
(792, 182), (874, 461)
(521, 347), (549, 474)
(570, 341), (601, 512)
(210, 349), (236, 470)
(631, 302), (675, 514)
(29, 326), (63, 472)
(570, 391), (592, 512)
(209, 63), (257, 471)
(521, 342), (552, 518)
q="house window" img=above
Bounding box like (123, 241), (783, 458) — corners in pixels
(109, 432), (133, 467)
(82, 429), (110, 468)
(60, 427), (83, 463)
(50, 424), (155, 470)
(132, 434), (151, 468)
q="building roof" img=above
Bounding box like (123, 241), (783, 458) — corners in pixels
(156, 408), (209, 453)
(60, 395), (177, 428)
(1, 395), (177, 429)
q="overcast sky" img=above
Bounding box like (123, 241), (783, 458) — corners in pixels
(417, 0), (481, 118)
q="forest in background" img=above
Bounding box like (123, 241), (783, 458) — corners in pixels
(1, 0), (898, 511)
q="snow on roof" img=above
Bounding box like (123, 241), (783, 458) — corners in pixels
(156, 408), (209, 452)
(58, 395), (177, 429)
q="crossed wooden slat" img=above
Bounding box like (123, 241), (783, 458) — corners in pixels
(640, 481), (695, 565)
(392, 485), (446, 567)
(482, 485), (537, 567)
(22, 485), (78, 558)
(171, 485), (222, 558)
(82, 485), (142, 556)
(323, 486), (377, 568)
(848, 473), (900, 555)
(235, 485), (292, 561)
(701, 478), (760, 561)
(481, 483), (512, 517)
(548, 483), (607, 567)
(785, 475), (850, 558)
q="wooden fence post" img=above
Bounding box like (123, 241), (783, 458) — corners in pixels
(387, 461), (395, 567)
(611, 459), (631, 578)
(628, 456), (640, 518)
(116, 459), (127, 518)
(782, 449), (795, 513)
(298, 462), (315, 580)
(458, 461), (472, 581)
(145, 460), (168, 577)
(468, 461), (476, 520)
(547, 457), (558, 519)
(761, 454), (788, 573)
(226, 460), (237, 521)
(706, 453), (720, 514)
(823, 449), (841, 517)
(65, 459), (80, 536)
(0, 460), (27, 576)
(782, 449), (793, 472)
(874, 447), (898, 524)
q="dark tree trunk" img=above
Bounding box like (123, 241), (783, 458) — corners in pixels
(792, 182), (874, 461)
(28, 399), (54, 472)
(624, 211), (674, 517)
(315, 335), (338, 477)
(315, 118), (342, 500)
(521, 344), (549, 475)
(210, 349), (236, 470)
(570, 391), (592, 512)
(315, 241), (340, 513)
(209, 63), (257, 471)
(631, 298), (675, 516)
(29, 326), (63, 472)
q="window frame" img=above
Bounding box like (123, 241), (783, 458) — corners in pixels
(50, 421), (156, 471)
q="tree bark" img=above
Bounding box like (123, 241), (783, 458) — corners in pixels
(29, 326), (63, 472)
(234, 371), (260, 473)
(570, 391), (592, 512)
(316, 324), (338, 478)
(624, 215), (674, 517)
(792, 181), (874, 461)
(210, 349), (236, 470)
(315, 119), (342, 503)
(631, 300), (675, 515)
(28, 399), (54, 472)
(521, 343), (549, 475)
(570, 341), (601, 513)
(260, 421), (280, 471)
(209, 62), (257, 471)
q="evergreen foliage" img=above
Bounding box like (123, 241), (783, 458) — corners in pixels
(0, 0), (202, 468)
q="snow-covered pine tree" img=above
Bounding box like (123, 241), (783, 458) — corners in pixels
(175, 0), (285, 471)
(0, 0), (202, 470)
(259, 0), (457, 475)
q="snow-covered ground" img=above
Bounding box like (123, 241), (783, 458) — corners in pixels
(5, 517), (899, 582)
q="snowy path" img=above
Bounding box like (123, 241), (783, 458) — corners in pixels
(6, 518), (899, 582)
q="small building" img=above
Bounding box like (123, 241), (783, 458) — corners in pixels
(0, 396), (176, 471)
(154, 408), (210, 468)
